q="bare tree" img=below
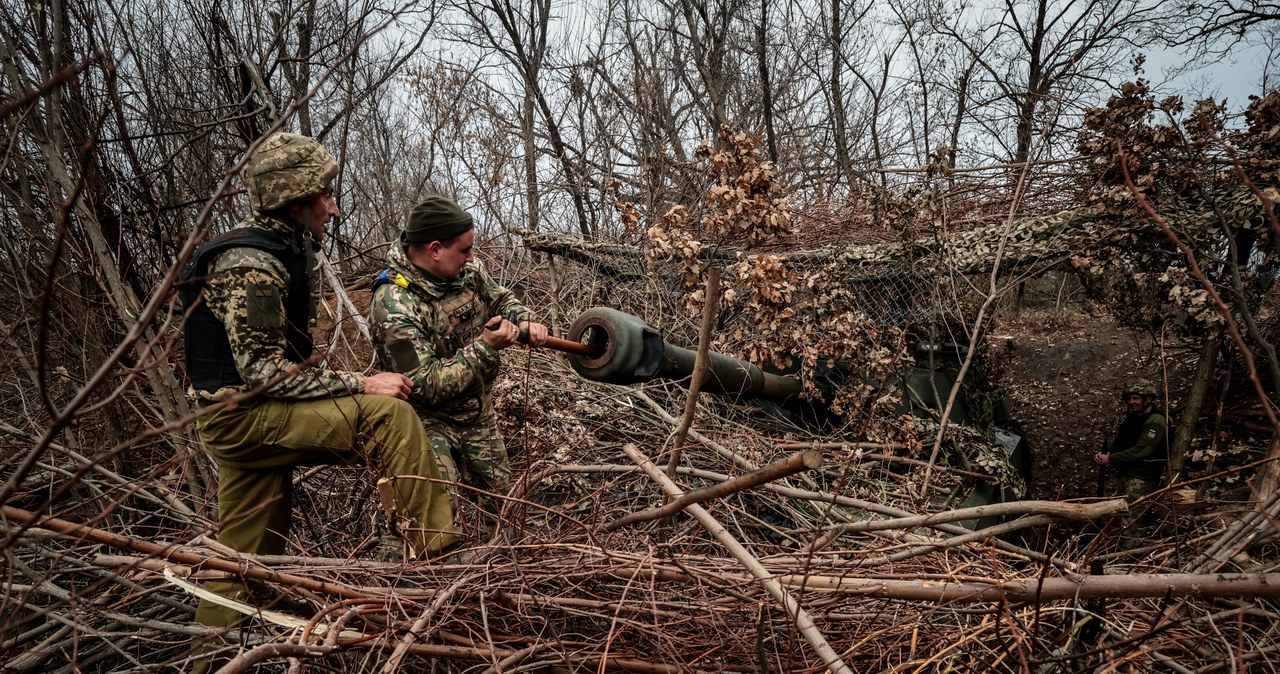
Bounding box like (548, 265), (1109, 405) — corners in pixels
(934, 0), (1171, 167)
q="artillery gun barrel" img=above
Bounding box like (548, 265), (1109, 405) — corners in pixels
(560, 307), (802, 402)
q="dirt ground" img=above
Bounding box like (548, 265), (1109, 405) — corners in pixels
(988, 288), (1197, 501)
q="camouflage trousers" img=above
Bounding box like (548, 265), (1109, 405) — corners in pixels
(421, 396), (511, 523)
(1117, 474), (1163, 544)
(189, 394), (458, 672)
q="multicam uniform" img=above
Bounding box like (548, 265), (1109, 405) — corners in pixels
(183, 215), (458, 629)
(369, 243), (531, 507)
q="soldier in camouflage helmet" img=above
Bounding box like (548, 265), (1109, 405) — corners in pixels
(182, 134), (459, 670)
(1094, 377), (1169, 542)
(369, 196), (549, 530)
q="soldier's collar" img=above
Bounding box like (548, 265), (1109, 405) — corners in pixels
(253, 214), (308, 251)
(405, 263), (469, 298)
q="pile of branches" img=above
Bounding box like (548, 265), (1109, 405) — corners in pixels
(4, 350), (1279, 674)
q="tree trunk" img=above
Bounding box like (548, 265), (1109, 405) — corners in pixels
(522, 89), (540, 234)
(1170, 329), (1220, 483)
(828, 0), (855, 193)
(756, 0), (777, 163)
(1259, 434), (1280, 499)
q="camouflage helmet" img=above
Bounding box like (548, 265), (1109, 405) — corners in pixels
(1122, 378), (1157, 397)
(242, 133), (338, 212)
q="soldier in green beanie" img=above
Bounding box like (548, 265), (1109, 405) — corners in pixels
(369, 196), (549, 532)
(182, 134), (459, 672)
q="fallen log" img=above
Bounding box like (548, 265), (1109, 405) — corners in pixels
(2, 505), (369, 600)
(777, 571), (1280, 603)
(807, 498), (1127, 552)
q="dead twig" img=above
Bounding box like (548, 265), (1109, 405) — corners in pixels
(621, 443), (854, 674)
(603, 450), (821, 532)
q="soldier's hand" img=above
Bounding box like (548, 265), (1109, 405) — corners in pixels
(1094, 452), (1110, 465)
(365, 372), (414, 400)
(481, 316), (519, 350)
(521, 321), (549, 347)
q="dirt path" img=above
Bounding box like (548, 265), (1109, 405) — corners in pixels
(990, 305), (1192, 500)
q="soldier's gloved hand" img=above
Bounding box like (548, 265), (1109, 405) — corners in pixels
(365, 372), (414, 400)
(481, 316), (519, 350)
(521, 321), (549, 347)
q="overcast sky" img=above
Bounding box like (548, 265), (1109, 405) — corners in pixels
(1148, 42), (1273, 108)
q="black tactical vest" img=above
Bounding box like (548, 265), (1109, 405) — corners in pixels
(180, 227), (313, 393)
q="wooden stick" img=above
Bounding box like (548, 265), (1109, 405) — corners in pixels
(621, 443), (854, 674)
(381, 573), (470, 673)
(603, 450), (821, 532)
(539, 334), (605, 357)
(667, 266), (721, 478)
(2, 505), (368, 600)
(774, 441), (907, 451)
(807, 498), (1126, 552)
(776, 571), (1280, 603)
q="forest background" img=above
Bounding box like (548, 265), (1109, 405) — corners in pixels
(5, 0), (1280, 672)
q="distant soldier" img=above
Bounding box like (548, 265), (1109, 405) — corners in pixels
(369, 196), (548, 527)
(1094, 378), (1169, 539)
(181, 134), (459, 665)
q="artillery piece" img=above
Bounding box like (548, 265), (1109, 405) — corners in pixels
(523, 307), (803, 402)
(515, 307), (1030, 529)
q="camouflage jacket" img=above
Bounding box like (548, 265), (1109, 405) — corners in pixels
(369, 243), (530, 419)
(195, 215), (365, 401)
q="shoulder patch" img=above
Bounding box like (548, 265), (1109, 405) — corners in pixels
(1146, 428), (1158, 440)
(387, 339), (421, 373)
(245, 283), (284, 328)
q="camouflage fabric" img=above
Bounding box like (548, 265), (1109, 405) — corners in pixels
(1122, 378), (1158, 397)
(196, 215), (364, 401)
(190, 216), (461, 673)
(243, 133), (338, 212)
(369, 243), (532, 498)
(1116, 474), (1163, 546)
(423, 396), (510, 520)
(1118, 474), (1162, 504)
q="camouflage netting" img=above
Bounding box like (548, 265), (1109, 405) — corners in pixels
(523, 169), (1273, 503)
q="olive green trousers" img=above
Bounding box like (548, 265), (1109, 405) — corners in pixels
(190, 394), (457, 670)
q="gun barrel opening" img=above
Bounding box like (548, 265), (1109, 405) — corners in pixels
(566, 307), (800, 403)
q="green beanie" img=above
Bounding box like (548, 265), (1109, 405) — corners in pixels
(403, 196), (474, 244)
